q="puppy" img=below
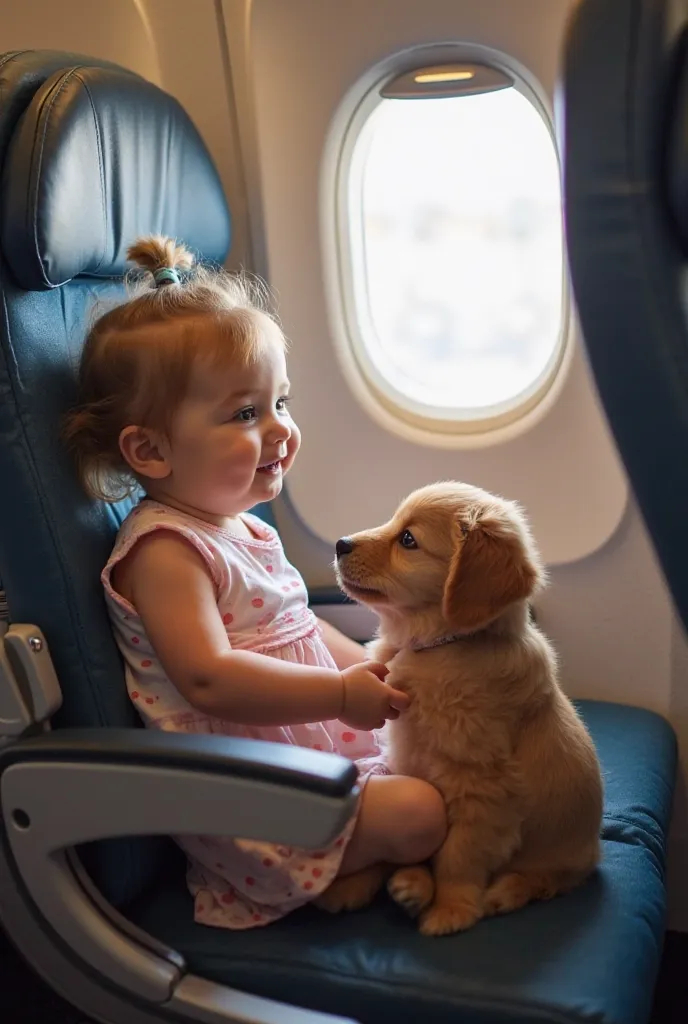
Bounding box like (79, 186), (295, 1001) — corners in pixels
(322, 481), (603, 936)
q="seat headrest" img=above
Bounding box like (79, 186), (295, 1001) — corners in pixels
(1, 63), (231, 289)
(0, 50), (134, 160)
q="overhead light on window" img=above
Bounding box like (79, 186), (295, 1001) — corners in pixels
(414, 70), (475, 83)
(381, 64), (513, 100)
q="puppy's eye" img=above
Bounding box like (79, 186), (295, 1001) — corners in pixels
(399, 529), (418, 550)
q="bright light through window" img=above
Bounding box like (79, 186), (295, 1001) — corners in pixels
(345, 83), (565, 420)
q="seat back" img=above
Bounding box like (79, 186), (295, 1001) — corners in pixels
(563, 0), (688, 630)
(0, 49), (135, 634)
(0, 51), (231, 905)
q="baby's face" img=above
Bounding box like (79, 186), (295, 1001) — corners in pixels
(162, 320), (300, 521)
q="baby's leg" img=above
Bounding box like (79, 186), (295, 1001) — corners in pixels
(315, 775), (446, 913)
(340, 775), (446, 872)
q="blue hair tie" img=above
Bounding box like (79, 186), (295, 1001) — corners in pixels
(153, 267), (181, 287)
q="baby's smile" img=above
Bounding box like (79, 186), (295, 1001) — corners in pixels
(256, 459), (283, 475)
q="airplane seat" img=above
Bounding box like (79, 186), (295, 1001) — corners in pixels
(0, 47), (165, 912)
(0, 47), (678, 1024)
(564, 0), (688, 634)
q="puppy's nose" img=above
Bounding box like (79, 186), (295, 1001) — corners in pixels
(336, 537), (354, 559)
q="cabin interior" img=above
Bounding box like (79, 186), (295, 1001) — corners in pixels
(1, 1), (687, 1023)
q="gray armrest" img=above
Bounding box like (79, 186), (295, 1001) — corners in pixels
(0, 729), (359, 1008)
(1, 728), (358, 846)
(2, 726), (358, 793)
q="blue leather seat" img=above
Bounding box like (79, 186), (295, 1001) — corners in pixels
(0, 45), (678, 1024)
(130, 702), (676, 1024)
(564, 0), (688, 632)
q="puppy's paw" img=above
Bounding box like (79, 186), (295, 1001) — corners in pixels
(388, 865), (434, 917)
(314, 864), (387, 913)
(419, 887), (484, 936)
(483, 871), (564, 917)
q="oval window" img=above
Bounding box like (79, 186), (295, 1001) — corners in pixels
(334, 64), (567, 434)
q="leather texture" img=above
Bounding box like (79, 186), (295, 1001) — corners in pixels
(0, 50), (230, 907)
(2, 62), (230, 289)
(564, 0), (688, 631)
(0, 49), (134, 158)
(0, 51), (131, 608)
(131, 701), (677, 1024)
(667, 28), (688, 254)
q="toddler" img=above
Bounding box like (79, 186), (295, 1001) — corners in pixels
(64, 236), (446, 928)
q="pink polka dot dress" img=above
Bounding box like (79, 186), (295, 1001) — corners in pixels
(102, 499), (388, 929)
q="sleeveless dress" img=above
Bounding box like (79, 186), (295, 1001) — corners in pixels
(101, 499), (388, 929)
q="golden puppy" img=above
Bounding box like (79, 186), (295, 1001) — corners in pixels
(324, 481), (603, 936)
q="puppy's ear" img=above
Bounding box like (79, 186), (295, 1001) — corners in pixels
(442, 504), (540, 632)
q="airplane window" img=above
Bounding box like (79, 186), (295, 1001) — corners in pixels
(334, 73), (567, 435)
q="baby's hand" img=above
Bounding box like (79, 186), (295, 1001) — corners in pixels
(339, 661), (410, 731)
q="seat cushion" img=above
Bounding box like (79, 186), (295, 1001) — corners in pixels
(129, 701), (677, 1024)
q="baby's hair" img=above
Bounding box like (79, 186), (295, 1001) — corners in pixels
(63, 235), (285, 502)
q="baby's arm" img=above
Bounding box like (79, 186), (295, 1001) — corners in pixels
(125, 533), (408, 728)
(316, 617), (367, 669)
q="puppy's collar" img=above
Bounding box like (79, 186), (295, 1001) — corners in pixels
(409, 634), (466, 652)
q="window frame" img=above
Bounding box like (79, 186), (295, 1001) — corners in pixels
(321, 43), (573, 448)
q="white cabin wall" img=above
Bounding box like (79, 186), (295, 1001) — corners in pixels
(220, 0), (629, 572)
(0, 2), (161, 81)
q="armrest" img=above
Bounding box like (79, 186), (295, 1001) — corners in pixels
(1, 727), (358, 794)
(0, 729), (359, 1004)
(1, 728), (358, 849)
